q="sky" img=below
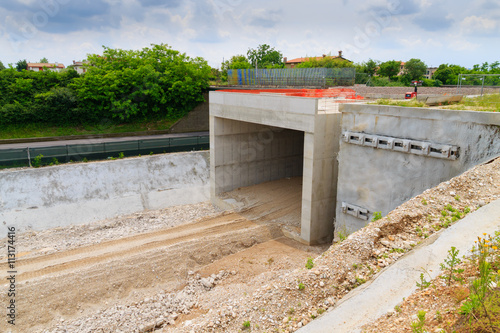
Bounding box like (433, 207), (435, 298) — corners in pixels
(0, 0), (499, 69)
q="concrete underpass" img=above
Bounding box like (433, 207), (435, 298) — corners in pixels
(209, 90), (350, 245)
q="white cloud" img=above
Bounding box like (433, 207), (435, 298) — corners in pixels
(448, 39), (481, 52)
(0, 0), (499, 69)
(460, 15), (498, 35)
(398, 37), (423, 48)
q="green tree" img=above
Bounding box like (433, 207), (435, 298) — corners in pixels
(403, 58), (427, 81)
(247, 44), (283, 69)
(16, 59), (28, 72)
(71, 44), (211, 122)
(0, 61), (5, 71)
(433, 64), (468, 85)
(378, 60), (401, 79)
(363, 59), (379, 76)
(489, 61), (500, 73)
(221, 55), (252, 81)
(40, 57), (49, 63)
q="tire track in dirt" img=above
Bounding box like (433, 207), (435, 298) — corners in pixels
(1, 215), (282, 332)
(1, 213), (250, 282)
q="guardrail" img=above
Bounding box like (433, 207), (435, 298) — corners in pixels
(0, 135), (209, 168)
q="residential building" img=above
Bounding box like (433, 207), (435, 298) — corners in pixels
(425, 67), (438, 80)
(27, 63), (65, 72)
(284, 51), (351, 68)
(72, 60), (88, 74)
(398, 62), (405, 76)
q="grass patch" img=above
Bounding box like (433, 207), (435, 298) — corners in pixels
(371, 98), (426, 108)
(372, 94), (500, 112)
(442, 93), (500, 112)
(0, 117), (178, 140)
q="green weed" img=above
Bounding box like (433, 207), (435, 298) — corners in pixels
(440, 246), (464, 286)
(410, 310), (427, 333)
(32, 154), (44, 168)
(305, 257), (314, 270)
(242, 320), (251, 329)
(371, 211), (382, 222)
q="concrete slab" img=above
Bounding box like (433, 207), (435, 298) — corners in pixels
(298, 198), (500, 333)
(425, 94), (463, 106)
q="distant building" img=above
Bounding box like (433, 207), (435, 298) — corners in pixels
(284, 51), (351, 68)
(72, 60), (88, 74)
(27, 63), (65, 72)
(398, 62), (405, 76)
(425, 67), (438, 80)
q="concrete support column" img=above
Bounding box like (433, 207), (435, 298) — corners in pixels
(300, 113), (340, 244)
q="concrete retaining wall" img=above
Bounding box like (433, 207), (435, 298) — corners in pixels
(336, 104), (500, 234)
(0, 152), (210, 237)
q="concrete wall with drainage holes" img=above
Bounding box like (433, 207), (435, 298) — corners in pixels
(0, 152), (210, 237)
(336, 104), (500, 236)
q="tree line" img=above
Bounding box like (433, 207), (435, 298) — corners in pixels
(220, 44), (500, 87)
(0, 44), (211, 127)
(2, 43), (499, 128)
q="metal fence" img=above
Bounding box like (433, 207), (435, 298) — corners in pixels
(227, 68), (356, 87)
(457, 74), (500, 95)
(0, 135), (209, 168)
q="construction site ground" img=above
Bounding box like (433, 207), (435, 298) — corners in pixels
(2, 158), (500, 332)
(2, 156), (499, 333)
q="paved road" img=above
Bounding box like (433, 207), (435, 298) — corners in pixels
(0, 131), (209, 150)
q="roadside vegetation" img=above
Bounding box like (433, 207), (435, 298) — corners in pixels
(0, 44), (211, 139)
(403, 233), (500, 333)
(219, 44), (500, 88)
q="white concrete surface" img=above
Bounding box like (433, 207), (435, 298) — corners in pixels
(0, 152), (210, 237)
(336, 104), (500, 234)
(299, 198), (500, 333)
(210, 92), (342, 244)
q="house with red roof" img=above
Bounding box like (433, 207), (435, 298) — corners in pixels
(27, 62), (65, 72)
(284, 51), (351, 68)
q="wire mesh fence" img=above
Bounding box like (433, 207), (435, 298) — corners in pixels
(227, 68), (356, 87)
(0, 135), (209, 168)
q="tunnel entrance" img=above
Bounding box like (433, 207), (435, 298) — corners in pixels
(210, 89), (357, 244)
(210, 119), (305, 235)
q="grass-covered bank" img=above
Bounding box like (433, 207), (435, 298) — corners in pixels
(0, 117), (178, 140)
(372, 93), (500, 112)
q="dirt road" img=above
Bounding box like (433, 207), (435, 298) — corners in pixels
(0, 177), (315, 332)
